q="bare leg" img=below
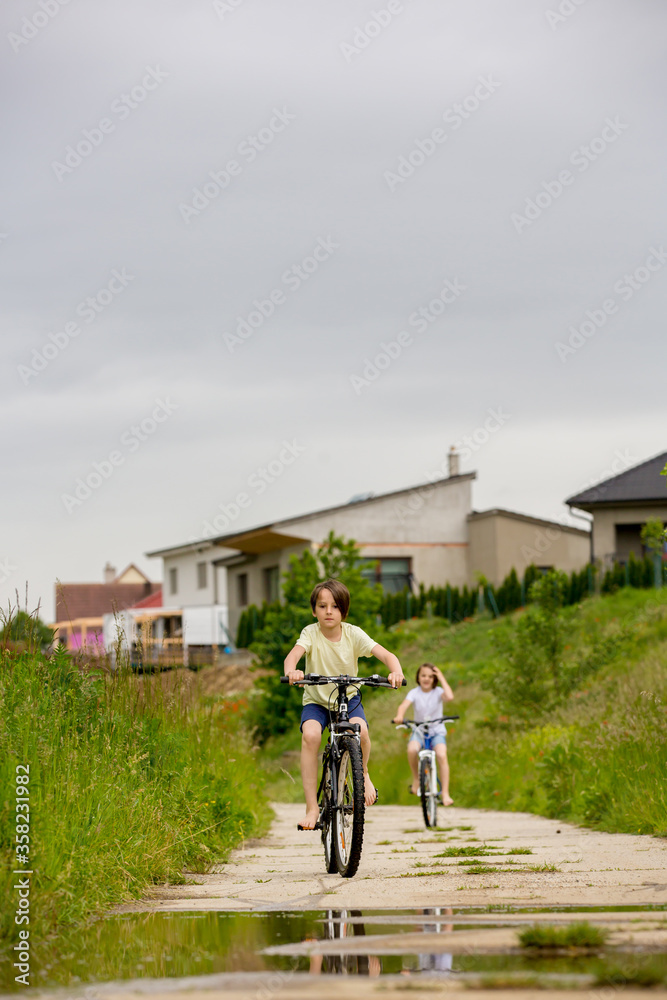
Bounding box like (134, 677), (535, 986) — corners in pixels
(407, 740), (420, 794)
(435, 744), (453, 805)
(299, 720), (323, 828)
(350, 715), (377, 805)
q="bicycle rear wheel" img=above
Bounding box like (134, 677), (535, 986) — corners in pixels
(419, 756), (437, 828)
(333, 736), (365, 877)
(321, 755), (337, 874)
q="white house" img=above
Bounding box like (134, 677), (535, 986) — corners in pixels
(147, 452), (590, 642)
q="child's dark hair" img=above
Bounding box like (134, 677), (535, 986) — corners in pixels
(416, 662), (438, 686)
(310, 579), (350, 619)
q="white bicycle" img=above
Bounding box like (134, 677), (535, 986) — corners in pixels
(394, 716), (458, 827)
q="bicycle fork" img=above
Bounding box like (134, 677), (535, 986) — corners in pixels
(419, 748), (438, 796)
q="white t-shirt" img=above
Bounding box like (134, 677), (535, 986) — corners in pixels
(406, 685), (446, 736)
(296, 622), (377, 708)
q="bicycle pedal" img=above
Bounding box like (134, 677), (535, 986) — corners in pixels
(297, 822), (323, 831)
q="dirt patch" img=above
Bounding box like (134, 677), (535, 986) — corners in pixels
(131, 654), (265, 705)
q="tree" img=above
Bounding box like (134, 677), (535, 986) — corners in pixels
(0, 609), (54, 651)
(641, 518), (665, 588)
(246, 532), (383, 742)
(640, 517), (665, 556)
(482, 570), (570, 717)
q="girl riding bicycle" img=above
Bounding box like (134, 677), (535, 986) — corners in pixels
(393, 663), (455, 805)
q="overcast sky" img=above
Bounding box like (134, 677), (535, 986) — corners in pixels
(2, 0), (666, 622)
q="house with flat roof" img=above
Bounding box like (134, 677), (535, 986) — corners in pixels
(566, 450), (667, 566)
(148, 452), (590, 641)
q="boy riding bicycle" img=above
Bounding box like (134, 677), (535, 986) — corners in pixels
(284, 578), (404, 830)
(393, 662), (455, 805)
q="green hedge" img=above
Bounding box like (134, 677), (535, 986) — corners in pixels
(236, 557), (666, 644)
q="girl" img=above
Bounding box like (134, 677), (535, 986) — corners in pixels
(393, 662), (454, 805)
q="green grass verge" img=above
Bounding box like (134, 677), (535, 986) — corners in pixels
(0, 647), (267, 953)
(518, 921), (608, 949)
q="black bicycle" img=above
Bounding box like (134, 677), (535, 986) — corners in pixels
(393, 717), (459, 828)
(281, 673), (405, 878)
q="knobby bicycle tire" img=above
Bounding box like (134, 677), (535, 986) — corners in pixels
(334, 735), (365, 877)
(419, 756), (437, 828)
(321, 754), (337, 874)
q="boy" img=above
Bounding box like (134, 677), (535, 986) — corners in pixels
(284, 578), (404, 830)
(393, 662), (455, 805)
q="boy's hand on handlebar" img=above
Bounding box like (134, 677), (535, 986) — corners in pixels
(392, 715), (404, 724)
(286, 669), (304, 685)
(388, 670), (404, 689)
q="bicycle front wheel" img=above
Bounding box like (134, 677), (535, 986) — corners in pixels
(321, 756), (337, 874)
(420, 756), (437, 828)
(333, 736), (365, 878)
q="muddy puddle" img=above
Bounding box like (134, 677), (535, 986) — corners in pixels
(3, 906), (667, 994)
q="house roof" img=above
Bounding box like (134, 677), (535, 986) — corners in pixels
(131, 588), (163, 609)
(55, 581), (160, 623)
(469, 508), (589, 536)
(146, 472), (477, 558)
(566, 451), (667, 509)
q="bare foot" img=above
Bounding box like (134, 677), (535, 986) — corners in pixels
(298, 806), (320, 830)
(410, 782), (420, 795)
(364, 772), (378, 806)
(443, 795), (454, 806)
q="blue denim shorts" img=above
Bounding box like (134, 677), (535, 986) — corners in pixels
(408, 730), (446, 749)
(300, 693), (367, 732)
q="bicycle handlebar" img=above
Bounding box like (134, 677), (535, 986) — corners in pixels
(280, 673), (406, 687)
(393, 716), (459, 728)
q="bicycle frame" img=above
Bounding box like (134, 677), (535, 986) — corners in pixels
(282, 672), (405, 876)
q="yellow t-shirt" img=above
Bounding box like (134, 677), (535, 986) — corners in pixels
(296, 622), (377, 708)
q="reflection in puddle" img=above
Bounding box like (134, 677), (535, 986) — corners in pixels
(306, 908), (453, 976)
(1, 905), (665, 993)
(308, 911), (382, 976)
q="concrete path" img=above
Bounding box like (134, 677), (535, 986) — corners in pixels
(119, 802), (667, 912)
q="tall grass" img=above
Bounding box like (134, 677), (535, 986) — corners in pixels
(0, 643), (267, 953)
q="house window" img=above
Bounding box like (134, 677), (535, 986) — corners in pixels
(169, 567), (178, 595)
(263, 566), (280, 603)
(197, 561), (208, 589)
(360, 557), (412, 593)
(237, 573), (248, 607)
